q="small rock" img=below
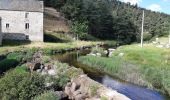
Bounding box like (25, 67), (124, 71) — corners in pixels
(166, 44), (170, 48)
(108, 48), (115, 51)
(87, 53), (96, 56)
(152, 41), (157, 44)
(41, 70), (48, 75)
(36, 69), (41, 73)
(104, 50), (108, 54)
(119, 53), (124, 57)
(55, 91), (67, 100)
(71, 82), (77, 93)
(96, 53), (101, 57)
(75, 93), (87, 100)
(48, 69), (56, 76)
(46, 82), (54, 87)
(156, 44), (164, 48)
(108, 51), (113, 57)
(44, 67), (48, 70)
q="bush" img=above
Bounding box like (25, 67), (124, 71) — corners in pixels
(0, 59), (18, 73)
(91, 47), (104, 55)
(0, 51), (34, 73)
(89, 84), (98, 96)
(0, 70), (46, 100)
(33, 91), (59, 100)
(56, 74), (70, 88)
(14, 65), (28, 74)
(7, 52), (25, 62)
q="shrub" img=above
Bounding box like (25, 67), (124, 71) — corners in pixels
(89, 84), (98, 96)
(0, 70), (46, 100)
(56, 74), (70, 88)
(0, 59), (18, 73)
(91, 47), (104, 55)
(33, 91), (59, 100)
(42, 56), (51, 63)
(101, 96), (108, 100)
(14, 65), (28, 74)
(7, 52), (25, 62)
(65, 67), (83, 78)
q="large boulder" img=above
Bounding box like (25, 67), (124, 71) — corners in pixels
(64, 75), (130, 100)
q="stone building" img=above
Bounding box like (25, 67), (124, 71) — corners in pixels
(0, 0), (44, 45)
(0, 17), (2, 45)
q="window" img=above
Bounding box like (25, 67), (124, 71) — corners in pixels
(25, 23), (29, 29)
(6, 23), (9, 29)
(26, 35), (29, 40)
(25, 12), (29, 18)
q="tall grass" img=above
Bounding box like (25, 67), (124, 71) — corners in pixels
(79, 44), (170, 96)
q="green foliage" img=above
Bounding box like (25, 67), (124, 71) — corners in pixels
(91, 47), (105, 55)
(14, 65), (28, 74)
(7, 52), (25, 62)
(0, 70), (46, 100)
(0, 59), (18, 73)
(78, 56), (120, 74)
(89, 84), (98, 96)
(44, 0), (66, 10)
(45, 0), (170, 43)
(0, 51), (34, 73)
(42, 56), (51, 63)
(65, 67), (83, 78)
(79, 45), (170, 96)
(112, 45), (170, 95)
(70, 21), (88, 37)
(101, 96), (108, 100)
(33, 91), (59, 100)
(56, 74), (70, 88)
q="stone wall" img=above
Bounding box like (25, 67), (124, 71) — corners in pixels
(0, 32), (2, 45)
(0, 10), (43, 42)
(2, 33), (27, 40)
(0, 18), (2, 45)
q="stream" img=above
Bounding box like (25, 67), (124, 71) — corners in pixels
(52, 49), (170, 100)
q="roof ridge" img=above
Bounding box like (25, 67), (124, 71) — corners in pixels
(0, 0), (44, 12)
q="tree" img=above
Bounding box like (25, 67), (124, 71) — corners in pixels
(0, 70), (45, 100)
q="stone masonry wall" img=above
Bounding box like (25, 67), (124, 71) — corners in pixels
(0, 18), (2, 45)
(0, 32), (2, 45)
(0, 10), (43, 42)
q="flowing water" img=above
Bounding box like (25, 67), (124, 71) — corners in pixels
(52, 49), (170, 100)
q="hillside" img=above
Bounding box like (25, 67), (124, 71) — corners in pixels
(44, 0), (170, 43)
(44, 7), (69, 33)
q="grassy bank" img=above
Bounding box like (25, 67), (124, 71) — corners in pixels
(0, 40), (101, 55)
(79, 44), (170, 96)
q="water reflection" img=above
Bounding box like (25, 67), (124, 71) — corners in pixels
(52, 49), (169, 100)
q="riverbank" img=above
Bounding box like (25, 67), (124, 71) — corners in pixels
(0, 51), (130, 100)
(78, 44), (170, 96)
(0, 40), (102, 55)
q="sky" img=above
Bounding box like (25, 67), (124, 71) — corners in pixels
(119, 0), (170, 15)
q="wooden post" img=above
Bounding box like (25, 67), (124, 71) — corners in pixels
(141, 10), (144, 47)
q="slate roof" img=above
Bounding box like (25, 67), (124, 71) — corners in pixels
(0, 0), (44, 12)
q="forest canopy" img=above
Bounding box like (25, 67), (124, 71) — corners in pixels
(43, 0), (170, 43)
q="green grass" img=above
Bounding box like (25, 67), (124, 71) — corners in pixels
(79, 44), (170, 96)
(0, 40), (101, 55)
(33, 91), (59, 100)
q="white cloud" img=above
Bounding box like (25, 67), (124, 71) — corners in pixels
(147, 4), (162, 12)
(163, 0), (170, 2)
(120, 0), (142, 5)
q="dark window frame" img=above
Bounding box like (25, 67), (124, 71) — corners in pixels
(26, 35), (29, 40)
(25, 12), (29, 18)
(25, 23), (29, 29)
(6, 23), (9, 29)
